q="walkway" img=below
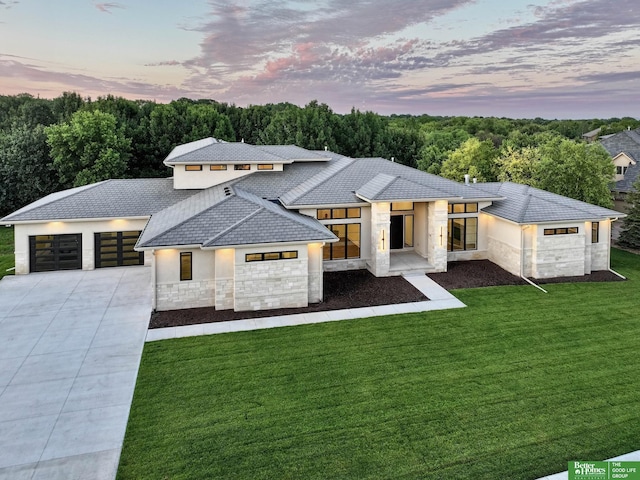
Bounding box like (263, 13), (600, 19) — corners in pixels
(0, 267), (152, 480)
(147, 272), (465, 342)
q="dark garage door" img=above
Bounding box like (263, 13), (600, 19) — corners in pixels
(29, 234), (82, 272)
(94, 231), (143, 268)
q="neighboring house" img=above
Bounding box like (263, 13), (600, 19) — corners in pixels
(1, 138), (624, 312)
(600, 128), (640, 211)
(581, 127), (601, 143)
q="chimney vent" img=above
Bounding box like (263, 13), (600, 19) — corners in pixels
(473, 177), (477, 183)
(464, 174), (470, 185)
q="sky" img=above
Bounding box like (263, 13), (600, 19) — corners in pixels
(0, 0), (638, 119)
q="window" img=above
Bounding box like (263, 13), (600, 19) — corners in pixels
(616, 166), (628, 175)
(210, 164), (227, 171)
(257, 164), (274, 170)
(592, 222), (599, 243)
(317, 208), (361, 219)
(447, 218), (477, 251)
(391, 202), (414, 211)
(323, 224), (361, 260)
(245, 251), (298, 262)
(448, 203), (478, 214)
(180, 252), (192, 281)
(234, 164), (251, 170)
(544, 227), (579, 235)
(185, 165), (202, 171)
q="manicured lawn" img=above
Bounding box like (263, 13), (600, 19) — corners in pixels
(118, 249), (640, 480)
(0, 226), (14, 279)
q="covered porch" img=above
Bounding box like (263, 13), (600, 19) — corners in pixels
(389, 250), (438, 276)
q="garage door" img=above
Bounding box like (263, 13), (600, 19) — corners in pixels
(29, 234), (82, 272)
(94, 231), (143, 268)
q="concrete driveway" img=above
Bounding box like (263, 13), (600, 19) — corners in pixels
(0, 266), (152, 480)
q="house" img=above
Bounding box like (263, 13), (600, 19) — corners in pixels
(600, 127), (640, 211)
(0, 138), (624, 312)
(581, 127), (601, 143)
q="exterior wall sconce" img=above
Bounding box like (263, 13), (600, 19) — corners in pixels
(379, 229), (385, 251)
(439, 226), (444, 247)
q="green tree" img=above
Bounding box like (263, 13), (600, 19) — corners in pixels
(45, 110), (131, 187)
(536, 138), (614, 207)
(417, 128), (470, 174)
(618, 180), (640, 249)
(0, 124), (60, 215)
(440, 137), (499, 182)
(496, 146), (539, 185)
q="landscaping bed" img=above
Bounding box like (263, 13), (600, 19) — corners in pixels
(151, 260), (624, 329)
(150, 269), (427, 328)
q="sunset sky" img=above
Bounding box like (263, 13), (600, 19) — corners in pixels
(1, 0), (638, 118)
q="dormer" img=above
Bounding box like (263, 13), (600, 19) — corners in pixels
(612, 152), (636, 182)
(164, 138), (331, 190)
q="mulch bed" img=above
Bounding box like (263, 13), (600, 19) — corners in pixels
(150, 270), (426, 329)
(429, 260), (624, 290)
(150, 261), (625, 329)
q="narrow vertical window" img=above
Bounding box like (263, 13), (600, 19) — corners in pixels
(180, 252), (192, 281)
(592, 222), (599, 244)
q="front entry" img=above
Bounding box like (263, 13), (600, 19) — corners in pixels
(390, 214), (414, 250)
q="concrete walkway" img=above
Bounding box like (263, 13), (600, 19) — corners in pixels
(146, 272), (465, 342)
(0, 267), (152, 480)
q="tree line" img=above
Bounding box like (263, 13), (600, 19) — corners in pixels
(1, 92), (638, 216)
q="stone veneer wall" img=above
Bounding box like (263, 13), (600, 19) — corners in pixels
(324, 259), (367, 272)
(427, 200), (448, 272)
(487, 237), (521, 277)
(215, 278), (234, 310)
(590, 242), (609, 271)
(532, 233), (586, 278)
(234, 258), (308, 311)
(156, 280), (216, 311)
(368, 202), (390, 276)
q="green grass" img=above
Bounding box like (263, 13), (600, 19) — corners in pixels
(0, 226), (14, 279)
(118, 249), (640, 480)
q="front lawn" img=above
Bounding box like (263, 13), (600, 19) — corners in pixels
(0, 226), (14, 279)
(118, 249), (640, 480)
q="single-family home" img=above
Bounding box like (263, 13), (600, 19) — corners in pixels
(600, 127), (640, 211)
(1, 138), (624, 312)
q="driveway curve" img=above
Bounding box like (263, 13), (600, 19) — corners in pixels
(0, 266), (152, 480)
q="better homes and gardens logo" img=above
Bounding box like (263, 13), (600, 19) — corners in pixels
(570, 462), (608, 480)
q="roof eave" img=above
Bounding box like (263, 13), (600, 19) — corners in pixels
(2, 215), (151, 225)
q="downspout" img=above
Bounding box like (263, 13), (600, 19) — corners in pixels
(151, 249), (157, 311)
(521, 225), (547, 293)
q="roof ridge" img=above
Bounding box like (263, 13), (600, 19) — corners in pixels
(517, 187), (533, 223)
(280, 156), (355, 205)
(138, 193), (236, 247)
(204, 205), (264, 246)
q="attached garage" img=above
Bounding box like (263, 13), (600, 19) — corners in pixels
(94, 231), (144, 268)
(29, 234), (82, 272)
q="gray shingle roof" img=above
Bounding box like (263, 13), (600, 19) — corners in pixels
(601, 129), (640, 193)
(137, 185), (336, 249)
(357, 173), (461, 202)
(254, 145), (331, 162)
(280, 157), (500, 206)
(164, 138), (289, 165)
(478, 182), (624, 223)
(1, 179), (197, 222)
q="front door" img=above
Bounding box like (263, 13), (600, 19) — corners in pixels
(390, 215), (404, 250)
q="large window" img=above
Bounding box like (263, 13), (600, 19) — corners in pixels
(317, 208), (361, 220)
(448, 218), (477, 251)
(245, 251), (298, 262)
(448, 203), (478, 214)
(180, 252), (192, 281)
(323, 224), (361, 260)
(544, 227), (578, 235)
(592, 222), (599, 243)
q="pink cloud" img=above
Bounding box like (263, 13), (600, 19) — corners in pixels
(94, 2), (124, 14)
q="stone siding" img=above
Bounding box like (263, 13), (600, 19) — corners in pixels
(325, 259), (367, 272)
(215, 278), (234, 310)
(590, 242), (609, 271)
(234, 258), (308, 311)
(427, 200), (448, 272)
(156, 280), (216, 311)
(369, 202), (390, 276)
(532, 234), (586, 278)
(487, 236), (521, 277)
(447, 249), (488, 262)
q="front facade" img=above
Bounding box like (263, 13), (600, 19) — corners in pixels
(1, 138), (624, 312)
